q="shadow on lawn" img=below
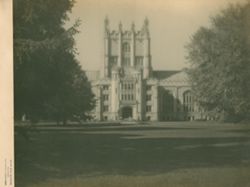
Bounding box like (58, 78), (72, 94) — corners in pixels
(15, 128), (250, 187)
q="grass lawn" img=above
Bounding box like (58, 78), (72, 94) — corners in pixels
(15, 121), (250, 187)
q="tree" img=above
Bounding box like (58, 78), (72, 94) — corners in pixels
(186, 2), (250, 121)
(14, 0), (95, 124)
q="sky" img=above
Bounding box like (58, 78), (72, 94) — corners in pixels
(68, 0), (246, 71)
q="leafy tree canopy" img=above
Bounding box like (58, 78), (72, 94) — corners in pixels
(14, 0), (95, 124)
(186, 2), (250, 121)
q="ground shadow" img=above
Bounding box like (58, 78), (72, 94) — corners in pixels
(15, 126), (250, 187)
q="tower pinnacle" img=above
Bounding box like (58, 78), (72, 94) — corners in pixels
(144, 17), (149, 27)
(131, 22), (135, 32)
(143, 17), (150, 37)
(119, 21), (123, 32)
(104, 16), (109, 36)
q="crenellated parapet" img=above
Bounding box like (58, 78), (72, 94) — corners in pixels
(107, 29), (148, 40)
(142, 17), (150, 38)
(104, 16), (110, 37)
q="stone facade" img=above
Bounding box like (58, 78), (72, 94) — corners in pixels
(86, 18), (203, 121)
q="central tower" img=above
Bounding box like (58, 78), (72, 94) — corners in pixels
(103, 17), (152, 79)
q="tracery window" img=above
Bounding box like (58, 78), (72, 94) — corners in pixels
(183, 90), (194, 112)
(122, 42), (130, 52)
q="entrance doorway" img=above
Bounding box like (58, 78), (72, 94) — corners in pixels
(122, 106), (133, 119)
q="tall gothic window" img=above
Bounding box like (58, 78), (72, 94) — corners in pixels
(146, 85), (152, 91)
(146, 105), (152, 112)
(103, 94), (109, 101)
(121, 82), (135, 101)
(110, 56), (118, 67)
(135, 56), (143, 67)
(146, 94), (152, 101)
(103, 105), (109, 112)
(122, 42), (130, 52)
(122, 42), (130, 67)
(183, 90), (194, 112)
(103, 85), (109, 90)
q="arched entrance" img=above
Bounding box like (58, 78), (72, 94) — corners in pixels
(121, 106), (133, 119)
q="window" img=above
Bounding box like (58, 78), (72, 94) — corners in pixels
(110, 56), (118, 67)
(121, 82), (135, 101)
(103, 94), (109, 101)
(146, 95), (152, 101)
(128, 84), (130, 90)
(103, 85), (109, 90)
(183, 91), (194, 112)
(162, 90), (174, 113)
(121, 94), (134, 101)
(135, 56), (143, 67)
(122, 42), (130, 52)
(126, 83), (133, 90)
(146, 85), (152, 90)
(146, 105), (151, 112)
(121, 83), (134, 90)
(103, 105), (109, 112)
(122, 82), (134, 91)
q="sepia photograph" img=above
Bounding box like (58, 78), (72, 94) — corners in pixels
(1, 0), (250, 186)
